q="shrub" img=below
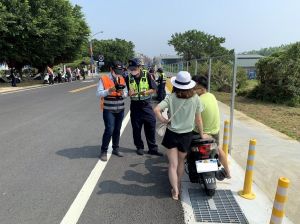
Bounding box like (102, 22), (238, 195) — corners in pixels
(252, 42), (300, 106)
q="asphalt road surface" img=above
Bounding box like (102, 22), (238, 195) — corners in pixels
(0, 80), (184, 224)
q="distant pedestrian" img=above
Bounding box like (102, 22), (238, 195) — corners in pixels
(47, 66), (54, 85)
(154, 71), (207, 200)
(74, 67), (80, 80)
(97, 61), (128, 161)
(66, 68), (72, 82)
(57, 68), (62, 83)
(10, 68), (17, 87)
(80, 67), (85, 80)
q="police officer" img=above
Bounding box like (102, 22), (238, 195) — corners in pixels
(96, 61), (128, 161)
(126, 58), (163, 156)
(156, 68), (166, 102)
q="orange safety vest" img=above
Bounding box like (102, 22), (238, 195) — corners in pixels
(100, 75), (126, 111)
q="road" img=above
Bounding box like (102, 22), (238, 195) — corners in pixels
(0, 80), (184, 224)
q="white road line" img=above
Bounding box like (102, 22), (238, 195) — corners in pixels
(60, 111), (131, 224)
(0, 85), (47, 95)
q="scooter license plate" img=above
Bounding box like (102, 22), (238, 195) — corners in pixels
(195, 159), (218, 173)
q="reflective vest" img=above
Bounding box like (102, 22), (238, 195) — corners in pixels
(161, 72), (167, 83)
(129, 71), (150, 101)
(100, 75), (125, 111)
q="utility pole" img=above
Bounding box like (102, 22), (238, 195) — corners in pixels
(208, 58), (212, 92)
(229, 54), (237, 154)
(89, 31), (103, 78)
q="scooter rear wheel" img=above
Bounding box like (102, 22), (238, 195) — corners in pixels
(205, 188), (216, 196)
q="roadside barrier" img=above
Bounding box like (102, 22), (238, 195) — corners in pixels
(222, 120), (230, 158)
(238, 139), (256, 200)
(270, 177), (290, 224)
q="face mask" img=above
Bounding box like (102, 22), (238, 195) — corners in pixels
(130, 70), (139, 76)
(113, 69), (123, 75)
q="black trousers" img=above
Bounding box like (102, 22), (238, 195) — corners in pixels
(130, 101), (158, 151)
(157, 83), (166, 102)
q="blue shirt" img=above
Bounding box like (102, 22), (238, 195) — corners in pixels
(96, 72), (128, 98)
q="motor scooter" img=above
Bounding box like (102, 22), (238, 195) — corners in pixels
(186, 135), (227, 196)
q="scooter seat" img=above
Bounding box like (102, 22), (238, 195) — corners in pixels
(191, 134), (215, 144)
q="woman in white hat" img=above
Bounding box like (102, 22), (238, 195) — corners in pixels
(154, 71), (207, 200)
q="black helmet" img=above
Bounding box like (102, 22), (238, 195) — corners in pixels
(157, 68), (163, 73)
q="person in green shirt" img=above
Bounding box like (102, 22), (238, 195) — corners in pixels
(192, 75), (231, 178)
(154, 71), (209, 200)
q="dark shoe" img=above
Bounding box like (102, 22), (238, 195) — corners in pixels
(216, 168), (231, 180)
(148, 150), (163, 156)
(99, 152), (107, 161)
(112, 149), (124, 157)
(136, 148), (144, 155)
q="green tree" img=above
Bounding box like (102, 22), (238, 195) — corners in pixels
(168, 30), (233, 60)
(84, 38), (135, 70)
(0, 0), (90, 73)
(242, 44), (292, 56)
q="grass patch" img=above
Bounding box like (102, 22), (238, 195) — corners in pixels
(214, 91), (300, 141)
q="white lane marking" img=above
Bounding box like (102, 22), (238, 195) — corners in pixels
(0, 85), (46, 95)
(60, 111), (131, 224)
(81, 80), (94, 83)
(0, 82), (69, 95)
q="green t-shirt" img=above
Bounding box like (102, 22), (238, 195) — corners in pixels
(194, 92), (220, 135)
(158, 93), (203, 134)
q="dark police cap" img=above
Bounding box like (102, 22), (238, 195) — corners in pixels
(111, 61), (123, 70)
(128, 58), (143, 69)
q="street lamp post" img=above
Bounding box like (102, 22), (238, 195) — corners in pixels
(89, 31), (103, 78)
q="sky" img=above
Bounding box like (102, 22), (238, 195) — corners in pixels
(70, 0), (300, 57)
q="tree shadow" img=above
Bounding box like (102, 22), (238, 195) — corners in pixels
(56, 145), (99, 159)
(97, 155), (171, 199)
(56, 146), (138, 159)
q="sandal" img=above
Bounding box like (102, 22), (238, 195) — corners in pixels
(171, 189), (179, 200)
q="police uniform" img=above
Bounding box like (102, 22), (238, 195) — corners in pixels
(156, 71), (166, 102)
(126, 70), (161, 155)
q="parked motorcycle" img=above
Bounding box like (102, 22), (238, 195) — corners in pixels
(186, 135), (227, 196)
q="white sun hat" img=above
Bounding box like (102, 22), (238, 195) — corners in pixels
(170, 71), (196, 90)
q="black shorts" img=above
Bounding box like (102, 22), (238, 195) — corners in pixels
(162, 128), (193, 153)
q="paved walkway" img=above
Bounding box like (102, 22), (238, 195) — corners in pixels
(219, 102), (299, 223)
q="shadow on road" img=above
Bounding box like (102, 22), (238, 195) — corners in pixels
(97, 155), (171, 199)
(56, 145), (99, 159)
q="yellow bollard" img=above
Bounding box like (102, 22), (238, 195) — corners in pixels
(238, 139), (256, 200)
(222, 120), (230, 159)
(166, 78), (173, 93)
(270, 177), (290, 224)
